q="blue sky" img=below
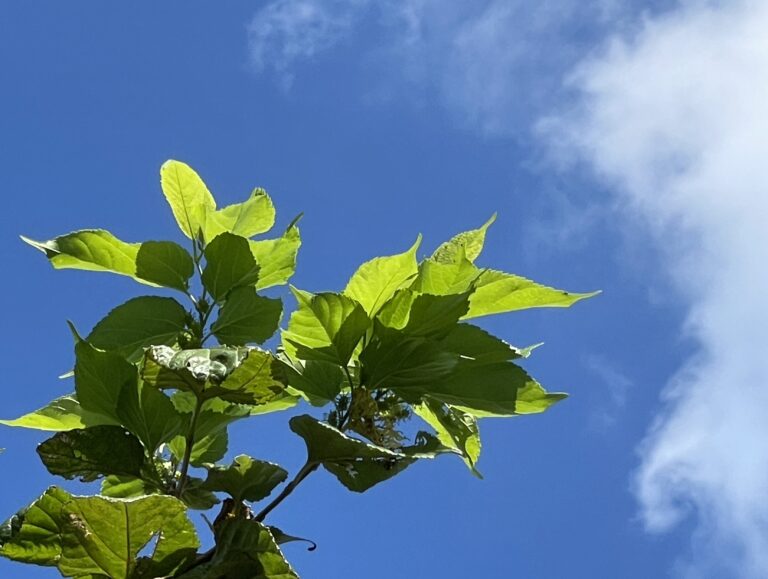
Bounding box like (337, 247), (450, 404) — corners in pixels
(2, 1), (766, 577)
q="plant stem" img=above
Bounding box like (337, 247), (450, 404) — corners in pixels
(254, 460), (319, 522)
(176, 394), (204, 497)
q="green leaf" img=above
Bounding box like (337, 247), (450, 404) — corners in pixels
(211, 287), (282, 345)
(22, 230), (193, 291)
(169, 394), (251, 467)
(202, 233), (261, 302)
(431, 213), (496, 264)
(58, 493), (199, 579)
(248, 220), (302, 290)
(290, 414), (416, 493)
(439, 323), (537, 365)
(160, 159), (216, 239)
(411, 249), (481, 296)
(344, 235), (421, 315)
(178, 477), (221, 511)
(174, 519), (297, 579)
(206, 349), (289, 405)
(281, 359), (345, 406)
(0, 395), (115, 432)
(360, 331), (457, 391)
(100, 476), (156, 499)
(36, 426), (147, 482)
(464, 269), (599, 319)
(406, 360), (565, 416)
(2, 489), (199, 577)
(135, 241), (195, 291)
(117, 379), (185, 452)
(87, 296), (188, 362)
(142, 346), (253, 393)
(282, 289), (370, 365)
(74, 336), (138, 422)
(377, 289), (472, 339)
(203, 455), (288, 503)
(413, 399), (482, 477)
(0, 486), (70, 566)
(204, 188), (276, 241)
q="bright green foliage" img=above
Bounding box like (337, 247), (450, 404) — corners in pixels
(282, 289), (370, 365)
(0, 396), (114, 432)
(1, 161), (596, 578)
(343, 235), (421, 315)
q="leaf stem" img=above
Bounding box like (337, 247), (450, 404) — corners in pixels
(254, 460), (318, 522)
(175, 394), (204, 497)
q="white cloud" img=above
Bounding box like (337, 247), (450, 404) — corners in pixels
(247, 0), (371, 88)
(546, 1), (768, 576)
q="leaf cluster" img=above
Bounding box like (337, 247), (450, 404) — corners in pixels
(0, 161), (597, 577)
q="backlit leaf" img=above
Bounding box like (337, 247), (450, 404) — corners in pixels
(431, 213), (496, 264)
(464, 269), (599, 319)
(282, 289), (370, 365)
(117, 379), (185, 452)
(22, 230), (193, 291)
(160, 160), (216, 239)
(344, 235), (421, 315)
(413, 399), (482, 477)
(249, 221), (302, 290)
(0, 395), (115, 432)
(204, 188), (276, 241)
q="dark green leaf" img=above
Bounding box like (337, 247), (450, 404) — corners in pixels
(135, 241), (195, 292)
(36, 426), (147, 482)
(377, 289), (471, 339)
(282, 289), (370, 365)
(290, 414), (412, 492)
(73, 336), (137, 422)
(160, 160), (216, 240)
(169, 394), (251, 467)
(117, 379), (185, 452)
(268, 527), (317, 551)
(87, 296), (188, 362)
(402, 360), (565, 416)
(344, 235), (421, 315)
(248, 221), (302, 290)
(202, 233), (261, 302)
(174, 519), (297, 579)
(439, 323), (537, 365)
(281, 359), (345, 406)
(211, 287), (282, 345)
(203, 455), (288, 503)
(360, 331), (457, 391)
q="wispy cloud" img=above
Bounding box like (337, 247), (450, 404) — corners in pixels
(545, 1), (768, 575)
(247, 0), (371, 89)
(583, 354), (633, 431)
